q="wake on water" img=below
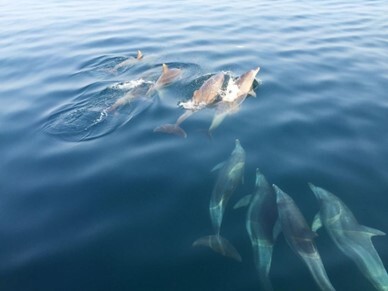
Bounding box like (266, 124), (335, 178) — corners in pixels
(43, 79), (155, 142)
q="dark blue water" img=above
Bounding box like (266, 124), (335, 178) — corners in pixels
(1, 1), (388, 290)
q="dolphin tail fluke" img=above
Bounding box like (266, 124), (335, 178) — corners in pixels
(193, 235), (242, 262)
(303, 255), (336, 291)
(153, 124), (187, 138)
(253, 245), (275, 291)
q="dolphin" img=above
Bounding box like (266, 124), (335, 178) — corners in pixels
(209, 67), (260, 133)
(273, 185), (336, 291)
(309, 184), (388, 291)
(107, 81), (152, 112)
(193, 139), (245, 261)
(107, 91), (137, 112)
(153, 72), (225, 138)
(234, 168), (279, 291)
(146, 63), (182, 95)
(112, 50), (143, 72)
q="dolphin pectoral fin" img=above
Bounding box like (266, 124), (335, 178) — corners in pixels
(209, 111), (228, 133)
(273, 218), (282, 241)
(248, 89), (256, 97)
(153, 124), (187, 138)
(211, 161), (226, 172)
(233, 194), (253, 209)
(357, 225), (386, 237)
(304, 229), (318, 239)
(312, 213), (323, 232)
(193, 235), (242, 262)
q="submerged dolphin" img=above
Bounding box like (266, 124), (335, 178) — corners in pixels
(154, 72), (225, 138)
(234, 168), (279, 291)
(209, 67), (260, 133)
(146, 63), (182, 95)
(273, 185), (336, 291)
(112, 50), (143, 72)
(107, 81), (152, 112)
(193, 139), (245, 261)
(309, 184), (388, 291)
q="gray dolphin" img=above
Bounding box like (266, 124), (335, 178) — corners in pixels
(193, 139), (245, 261)
(209, 67), (260, 133)
(234, 168), (279, 291)
(107, 81), (152, 112)
(112, 50), (143, 72)
(107, 91), (137, 112)
(154, 72), (225, 138)
(273, 185), (336, 291)
(146, 63), (182, 95)
(309, 184), (388, 291)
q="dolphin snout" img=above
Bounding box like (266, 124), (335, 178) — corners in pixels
(308, 183), (322, 200)
(273, 184), (285, 203)
(255, 168), (266, 187)
(235, 139), (241, 147)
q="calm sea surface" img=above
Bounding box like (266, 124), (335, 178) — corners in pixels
(1, 1), (388, 290)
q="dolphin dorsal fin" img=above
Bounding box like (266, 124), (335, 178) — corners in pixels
(312, 212), (323, 232)
(211, 161), (226, 172)
(233, 194), (252, 209)
(248, 89), (256, 97)
(358, 225), (386, 237)
(162, 63), (169, 73)
(137, 50), (143, 60)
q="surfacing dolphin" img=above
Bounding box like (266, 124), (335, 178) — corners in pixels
(153, 72), (225, 138)
(146, 63), (182, 95)
(309, 184), (388, 291)
(234, 168), (279, 291)
(112, 50), (143, 72)
(193, 139), (245, 261)
(209, 67), (260, 133)
(107, 80), (152, 112)
(273, 185), (336, 291)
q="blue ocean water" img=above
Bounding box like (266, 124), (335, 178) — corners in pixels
(1, 0), (388, 290)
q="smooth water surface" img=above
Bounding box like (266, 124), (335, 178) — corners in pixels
(1, 0), (388, 290)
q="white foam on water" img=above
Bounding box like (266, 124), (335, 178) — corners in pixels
(219, 77), (239, 102)
(110, 79), (153, 90)
(178, 100), (207, 111)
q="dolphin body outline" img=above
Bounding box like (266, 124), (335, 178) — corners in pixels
(209, 67), (260, 133)
(193, 139), (245, 262)
(146, 63), (182, 96)
(112, 50), (143, 72)
(273, 185), (336, 291)
(154, 72), (225, 138)
(234, 168), (279, 291)
(309, 184), (388, 291)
